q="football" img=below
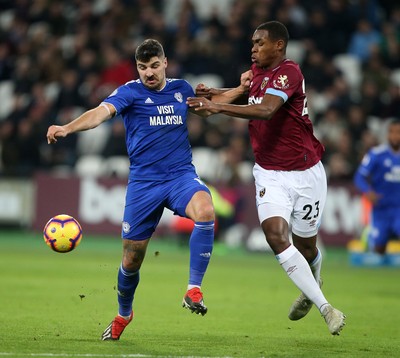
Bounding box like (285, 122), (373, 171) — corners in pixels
(43, 214), (83, 253)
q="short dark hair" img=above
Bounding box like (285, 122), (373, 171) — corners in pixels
(135, 39), (165, 62)
(256, 21), (289, 47)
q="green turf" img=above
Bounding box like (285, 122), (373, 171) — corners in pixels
(0, 229), (399, 358)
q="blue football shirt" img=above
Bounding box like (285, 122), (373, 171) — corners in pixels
(354, 144), (400, 208)
(103, 78), (196, 181)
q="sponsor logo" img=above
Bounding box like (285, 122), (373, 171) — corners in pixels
(200, 252), (211, 258)
(149, 105), (183, 126)
(384, 166), (400, 182)
(286, 265), (297, 275)
(273, 74), (289, 89)
(145, 97), (154, 104)
(174, 92), (183, 103)
(309, 219), (317, 227)
(149, 115), (183, 126)
(248, 96), (263, 105)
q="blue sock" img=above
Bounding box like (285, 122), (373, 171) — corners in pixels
(189, 221), (214, 286)
(117, 264), (140, 317)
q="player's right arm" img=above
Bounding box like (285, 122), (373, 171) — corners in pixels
(354, 151), (381, 204)
(47, 103), (116, 144)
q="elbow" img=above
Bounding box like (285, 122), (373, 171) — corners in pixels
(255, 104), (277, 120)
(258, 108), (274, 121)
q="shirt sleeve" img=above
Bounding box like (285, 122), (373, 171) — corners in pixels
(102, 83), (134, 115)
(353, 152), (374, 193)
(265, 64), (303, 103)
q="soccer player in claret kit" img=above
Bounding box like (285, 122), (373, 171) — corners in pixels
(47, 39), (215, 340)
(188, 21), (346, 335)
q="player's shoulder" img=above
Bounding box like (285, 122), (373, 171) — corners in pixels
(278, 59), (302, 74)
(166, 78), (194, 95)
(123, 79), (141, 88)
(271, 59), (303, 84)
(166, 78), (192, 88)
(281, 59), (299, 67)
(370, 144), (390, 156)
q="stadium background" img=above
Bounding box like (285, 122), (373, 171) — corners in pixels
(0, 0), (399, 249)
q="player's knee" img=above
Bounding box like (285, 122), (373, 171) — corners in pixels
(122, 255), (143, 271)
(194, 203), (215, 222)
(264, 228), (289, 253)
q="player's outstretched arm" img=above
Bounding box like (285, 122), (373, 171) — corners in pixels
(187, 92), (283, 121)
(196, 70), (252, 105)
(47, 103), (115, 144)
(195, 83), (230, 99)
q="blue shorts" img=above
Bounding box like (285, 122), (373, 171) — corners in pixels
(369, 207), (400, 249)
(121, 172), (210, 240)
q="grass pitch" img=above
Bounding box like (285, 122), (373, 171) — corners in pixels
(0, 229), (399, 358)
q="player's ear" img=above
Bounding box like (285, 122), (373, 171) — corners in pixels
(164, 57), (168, 68)
(276, 39), (286, 52)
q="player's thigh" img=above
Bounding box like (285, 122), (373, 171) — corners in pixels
(167, 173), (211, 219)
(292, 162), (327, 238)
(123, 180), (165, 240)
(253, 163), (292, 225)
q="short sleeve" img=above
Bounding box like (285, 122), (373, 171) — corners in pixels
(265, 63), (303, 102)
(103, 83), (135, 115)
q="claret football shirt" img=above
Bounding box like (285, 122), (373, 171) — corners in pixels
(248, 59), (324, 171)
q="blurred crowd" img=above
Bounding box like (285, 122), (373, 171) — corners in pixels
(0, 0), (399, 186)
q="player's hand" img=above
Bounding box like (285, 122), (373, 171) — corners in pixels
(365, 191), (381, 204)
(195, 84), (226, 99)
(240, 70), (253, 92)
(46, 125), (68, 144)
(195, 83), (211, 98)
(187, 96), (219, 114)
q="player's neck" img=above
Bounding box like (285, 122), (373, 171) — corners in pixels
(263, 57), (286, 71)
(156, 79), (167, 91)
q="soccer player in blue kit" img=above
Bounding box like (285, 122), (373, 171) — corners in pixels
(47, 39), (215, 340)
(354, 118), (400, 255)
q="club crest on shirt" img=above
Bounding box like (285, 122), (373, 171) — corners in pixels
(174, 92), (183, 103)
(273, 74), (289, 90)
(122, 221), (131, 234)
(259, 187), (266, 198)
(261, 77), (269, 90)
(383, 158), (392, 167)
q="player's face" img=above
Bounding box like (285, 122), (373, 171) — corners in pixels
(251, 29), (283, 69)
(137, 56), (167, 90)
(388, 123), (400, 151)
